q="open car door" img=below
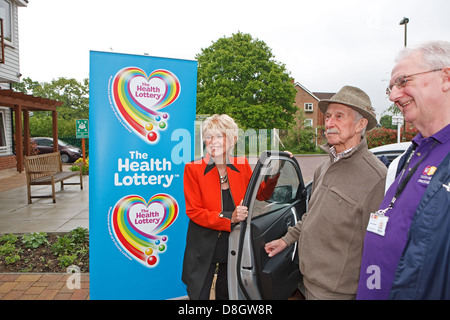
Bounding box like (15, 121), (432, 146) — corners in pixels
(228, 151), (308, 300)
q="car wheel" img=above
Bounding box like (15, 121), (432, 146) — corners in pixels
(61, 153), (70, 163)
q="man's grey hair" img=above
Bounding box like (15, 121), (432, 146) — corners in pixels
(396, 40), (450, 69)
(350, 108), (366, 136)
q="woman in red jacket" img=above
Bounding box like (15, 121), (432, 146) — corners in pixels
(182, 114), (251, 300)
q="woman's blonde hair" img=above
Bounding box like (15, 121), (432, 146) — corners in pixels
(202, 114), (239, 146)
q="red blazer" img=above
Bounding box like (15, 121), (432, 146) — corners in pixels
(183, 154), (253, 232)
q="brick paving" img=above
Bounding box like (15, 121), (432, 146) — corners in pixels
(0, 273), (89, 300)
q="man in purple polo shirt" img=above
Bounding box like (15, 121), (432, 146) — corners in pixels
(357, 41), (450, 300)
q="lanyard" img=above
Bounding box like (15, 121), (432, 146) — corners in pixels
(381, 140), (438, 214)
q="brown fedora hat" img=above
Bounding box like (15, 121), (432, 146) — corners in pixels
(318, 85), (378, 131)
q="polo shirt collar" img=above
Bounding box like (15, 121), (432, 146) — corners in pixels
(413, 123), (450, 146)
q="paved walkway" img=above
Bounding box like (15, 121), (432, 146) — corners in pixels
(0, 154), (325, 300)
(0, 168), (90, 300)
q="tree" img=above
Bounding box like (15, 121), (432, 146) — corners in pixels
(13, 77), (89, 136)
(282, 109), (317, 153)
(379, 115), (396, 129)
(196, 32), (297, 130)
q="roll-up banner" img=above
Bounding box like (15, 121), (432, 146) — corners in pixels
(89, 51), (197, 299)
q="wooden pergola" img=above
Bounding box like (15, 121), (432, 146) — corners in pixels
(0, 89), (63, 172)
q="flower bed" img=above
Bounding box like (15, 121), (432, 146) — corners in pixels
(0, 228), (89, 273)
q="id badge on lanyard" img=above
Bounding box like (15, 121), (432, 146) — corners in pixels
(367, 210), (389, 236)
(366, 141), (437, 237)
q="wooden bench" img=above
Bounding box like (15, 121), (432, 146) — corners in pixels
(24, 152), (84, 204)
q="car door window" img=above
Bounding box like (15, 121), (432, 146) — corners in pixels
(38, 139), (52, 147)
(252, 159), (300, 219)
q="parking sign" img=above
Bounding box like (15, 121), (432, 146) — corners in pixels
(76, 119), (89, 138)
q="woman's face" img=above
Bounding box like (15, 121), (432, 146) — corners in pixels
(204, 129), (232, 159)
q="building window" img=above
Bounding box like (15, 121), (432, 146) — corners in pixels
(304, 119), (313, 127)
(304, 103), (313, 112)
(0, 0), (11, 42)
(0, 110), (6, 147)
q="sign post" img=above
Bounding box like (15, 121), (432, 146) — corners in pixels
(89, 51), (197, 299)
(392, 115), (404, 143)
(76, 119), (88, 164)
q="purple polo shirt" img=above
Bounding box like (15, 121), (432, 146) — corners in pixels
(357, 124), (450, 300)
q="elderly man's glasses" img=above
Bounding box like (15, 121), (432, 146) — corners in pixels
(386, 69), (442, 96)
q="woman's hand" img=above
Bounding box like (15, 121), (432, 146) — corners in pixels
(231, 200), (248, 223)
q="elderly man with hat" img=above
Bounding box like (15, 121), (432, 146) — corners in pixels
(265, 86), (387, 300)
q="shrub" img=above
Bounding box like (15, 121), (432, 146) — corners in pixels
(69, 227), (89, 244)
(366, 127), (419, 149)
(21, 232), (49, 249)
(0, 234), (18, 244)
(70, 157), (89, 175)
(0, 235), (23, 265)
(51, 235), (75, 256)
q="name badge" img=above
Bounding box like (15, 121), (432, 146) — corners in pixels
(367, 212), (389, 236)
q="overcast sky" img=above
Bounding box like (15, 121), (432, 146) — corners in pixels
(18, 0), (450, 119)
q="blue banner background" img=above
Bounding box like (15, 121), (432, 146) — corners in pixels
(89, 51), (197, 299)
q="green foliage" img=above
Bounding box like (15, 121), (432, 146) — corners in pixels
(0, 233), (18, 244)
(13, 77), (89, 137)
(0, 242), (17, 256)
(282, 110), (317, 153)
(379, 115), (397, 129)
(51, 228), (89, 269)
(5, 254), (21, 265)
(58, 254), (78, 268)
(0, 228), (89, 272)
(51, 235), (75, 256)
(21, 232), (49, 249)
(70, 157), (89, 175)
(366, 127), (419, 148)
(0, 235), (22, 265)
(51, 227), (88, 255)
(69, 227), (89, 244)
(196, 31), (297, 130)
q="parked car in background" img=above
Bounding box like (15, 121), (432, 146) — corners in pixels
(31, 137), (82, 163)
(370, 141), (411, 166)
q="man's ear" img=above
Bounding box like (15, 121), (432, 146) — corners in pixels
(356, 117), (368, 133)
(442, 67), (450, 92)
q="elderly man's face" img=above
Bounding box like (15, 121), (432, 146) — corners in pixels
(325, 103), (367, 153)
(389, 52), (444, 132)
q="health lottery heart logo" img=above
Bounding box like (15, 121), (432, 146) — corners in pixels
(110, 67), (181, 144)
(110, 193), (178, 268)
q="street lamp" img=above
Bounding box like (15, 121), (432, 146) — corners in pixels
(399, 17), (409, 140)
(399, 17), (409, 48)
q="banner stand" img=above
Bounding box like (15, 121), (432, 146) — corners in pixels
(89, 51), (197, 299)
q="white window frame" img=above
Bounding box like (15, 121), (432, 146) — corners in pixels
(0, 108), (7, 152)
(304, 103), (313, 112)
(0, 0), (12, 44)
(304, 118), (313, 127)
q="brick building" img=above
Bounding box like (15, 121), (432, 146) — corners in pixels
(293, 82), (335, 145)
